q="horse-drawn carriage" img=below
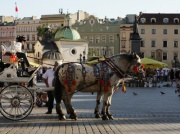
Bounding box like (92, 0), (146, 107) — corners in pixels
(0, 44), (42, 121)
(0, 44), (144, 121)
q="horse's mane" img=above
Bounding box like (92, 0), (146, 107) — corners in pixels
(110, 53), (134, 61)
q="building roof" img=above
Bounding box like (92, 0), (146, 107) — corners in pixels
(39, 40), (58, 50)
(138, 13), (180, 24)
(42, 50), (63, 60)
(54, 26), (81, 40)
(0, 22), (15, 26)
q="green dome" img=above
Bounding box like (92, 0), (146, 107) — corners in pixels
(54, 26), (81, 40)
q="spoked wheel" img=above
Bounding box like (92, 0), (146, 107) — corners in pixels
(0, 85), (34, 121)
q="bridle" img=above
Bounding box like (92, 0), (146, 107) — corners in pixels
(102, 57), (142, 79)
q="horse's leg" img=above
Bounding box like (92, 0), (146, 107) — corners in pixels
(105, 88), (115, 120)
(54, 75), (66, 120)
(94, 91), (103, 118)
(106, 95), (114, 120)
(101, 93), (109, 120)
(62, 92), (71, 115)
(65, 94), (78, 120)
(56, 100), (66, 120)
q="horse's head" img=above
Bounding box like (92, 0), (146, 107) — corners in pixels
(109, 53), (145, 77)
(128, 53), (145, 75)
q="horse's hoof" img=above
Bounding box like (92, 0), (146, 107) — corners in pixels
(69, 114), (78, 120)
(95, 114), (101, 118)
(59, 115), (66, 120)
(108, 115), (114, 120)
(102, 115), (109, 120)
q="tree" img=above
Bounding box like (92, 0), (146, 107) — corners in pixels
(37, 24), (62, 41)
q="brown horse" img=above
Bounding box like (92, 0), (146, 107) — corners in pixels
(54, 53), (143, 120)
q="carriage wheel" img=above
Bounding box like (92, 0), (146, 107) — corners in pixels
(0, 85), (34, 121)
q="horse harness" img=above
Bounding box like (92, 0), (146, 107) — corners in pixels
(63, 58), (130, 94)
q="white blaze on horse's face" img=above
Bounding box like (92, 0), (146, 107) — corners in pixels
(129, 54), (142, 73)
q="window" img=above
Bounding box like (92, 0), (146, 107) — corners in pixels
(102, 35), (106, 43)
(32, 35), (35, 41)
(174, 41), (178, 48)
(151, 52), (155, 58)
(122, 32), (126, 39)
(89, 36), (93, 43)
(94, 48), (100, 56)
(151, 18), (156, 23)
(174, 53), (178, 60)
(163, 41), (167, 47)
(128, 18), (134, 23)
(163, 52), (167, 60)
(71, 48), (77, 55)
(163, 29), (167, 34)
(83, 36), (87, 40)
(109, 35), (114, 43)
(174, 29), (178, 34)
(38, 52), (41, 58)
(140, 18), (146, 23)
(174, 18), (179, 23)
(27, 44), (29, 49)
(163, 18), (169, 23)
(109, 47), (114, 56)
(152, 29), (156, 34)
(95, 36), (100, 43)
(140, 40), (145, 47)
(141, 29), (145, 34)
(151, 40), (156, 47)
(121, 42), (126, 48)
(88, 48), (93, 56)
(27, 35), (29, 41)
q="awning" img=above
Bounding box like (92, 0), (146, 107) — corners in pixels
(141, 57), (168, 69)
(29, 62), (40, 67)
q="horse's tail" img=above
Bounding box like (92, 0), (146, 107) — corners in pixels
(54, 64), (65, 103)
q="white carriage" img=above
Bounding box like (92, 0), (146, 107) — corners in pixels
(0, 43), (41, 121)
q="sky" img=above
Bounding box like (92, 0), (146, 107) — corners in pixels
(1, 0), (180, 19)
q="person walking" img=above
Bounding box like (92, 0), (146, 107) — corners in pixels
(170, 69), (175, 86)
(175, 68), (180, 88)
(42, 61), (59, 114)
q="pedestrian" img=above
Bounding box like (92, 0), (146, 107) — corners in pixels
(164, 70), (169, 82)
(175, 68), (180, 87)
(169, 69), (175, 86)
(42, 61), (59, 114)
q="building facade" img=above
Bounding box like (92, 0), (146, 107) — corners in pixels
(120, 14), (136, 53)
(138, 12), (180, 67)
(0, 16), (14, 23)
(40, 10), (89, 30)
(0, 22), (16, 45)
(72, 15), (121, 58)
(15, 16), (40, 53)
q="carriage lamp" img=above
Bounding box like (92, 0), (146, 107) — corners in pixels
(80, 54), (82, 63)
(83, 51), (86, 63)
(10, 54), (18, 63)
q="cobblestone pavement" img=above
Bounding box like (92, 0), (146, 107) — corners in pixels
(0, 82), (180, 134)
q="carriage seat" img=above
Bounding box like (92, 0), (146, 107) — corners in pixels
(1, 43), (18, 64)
